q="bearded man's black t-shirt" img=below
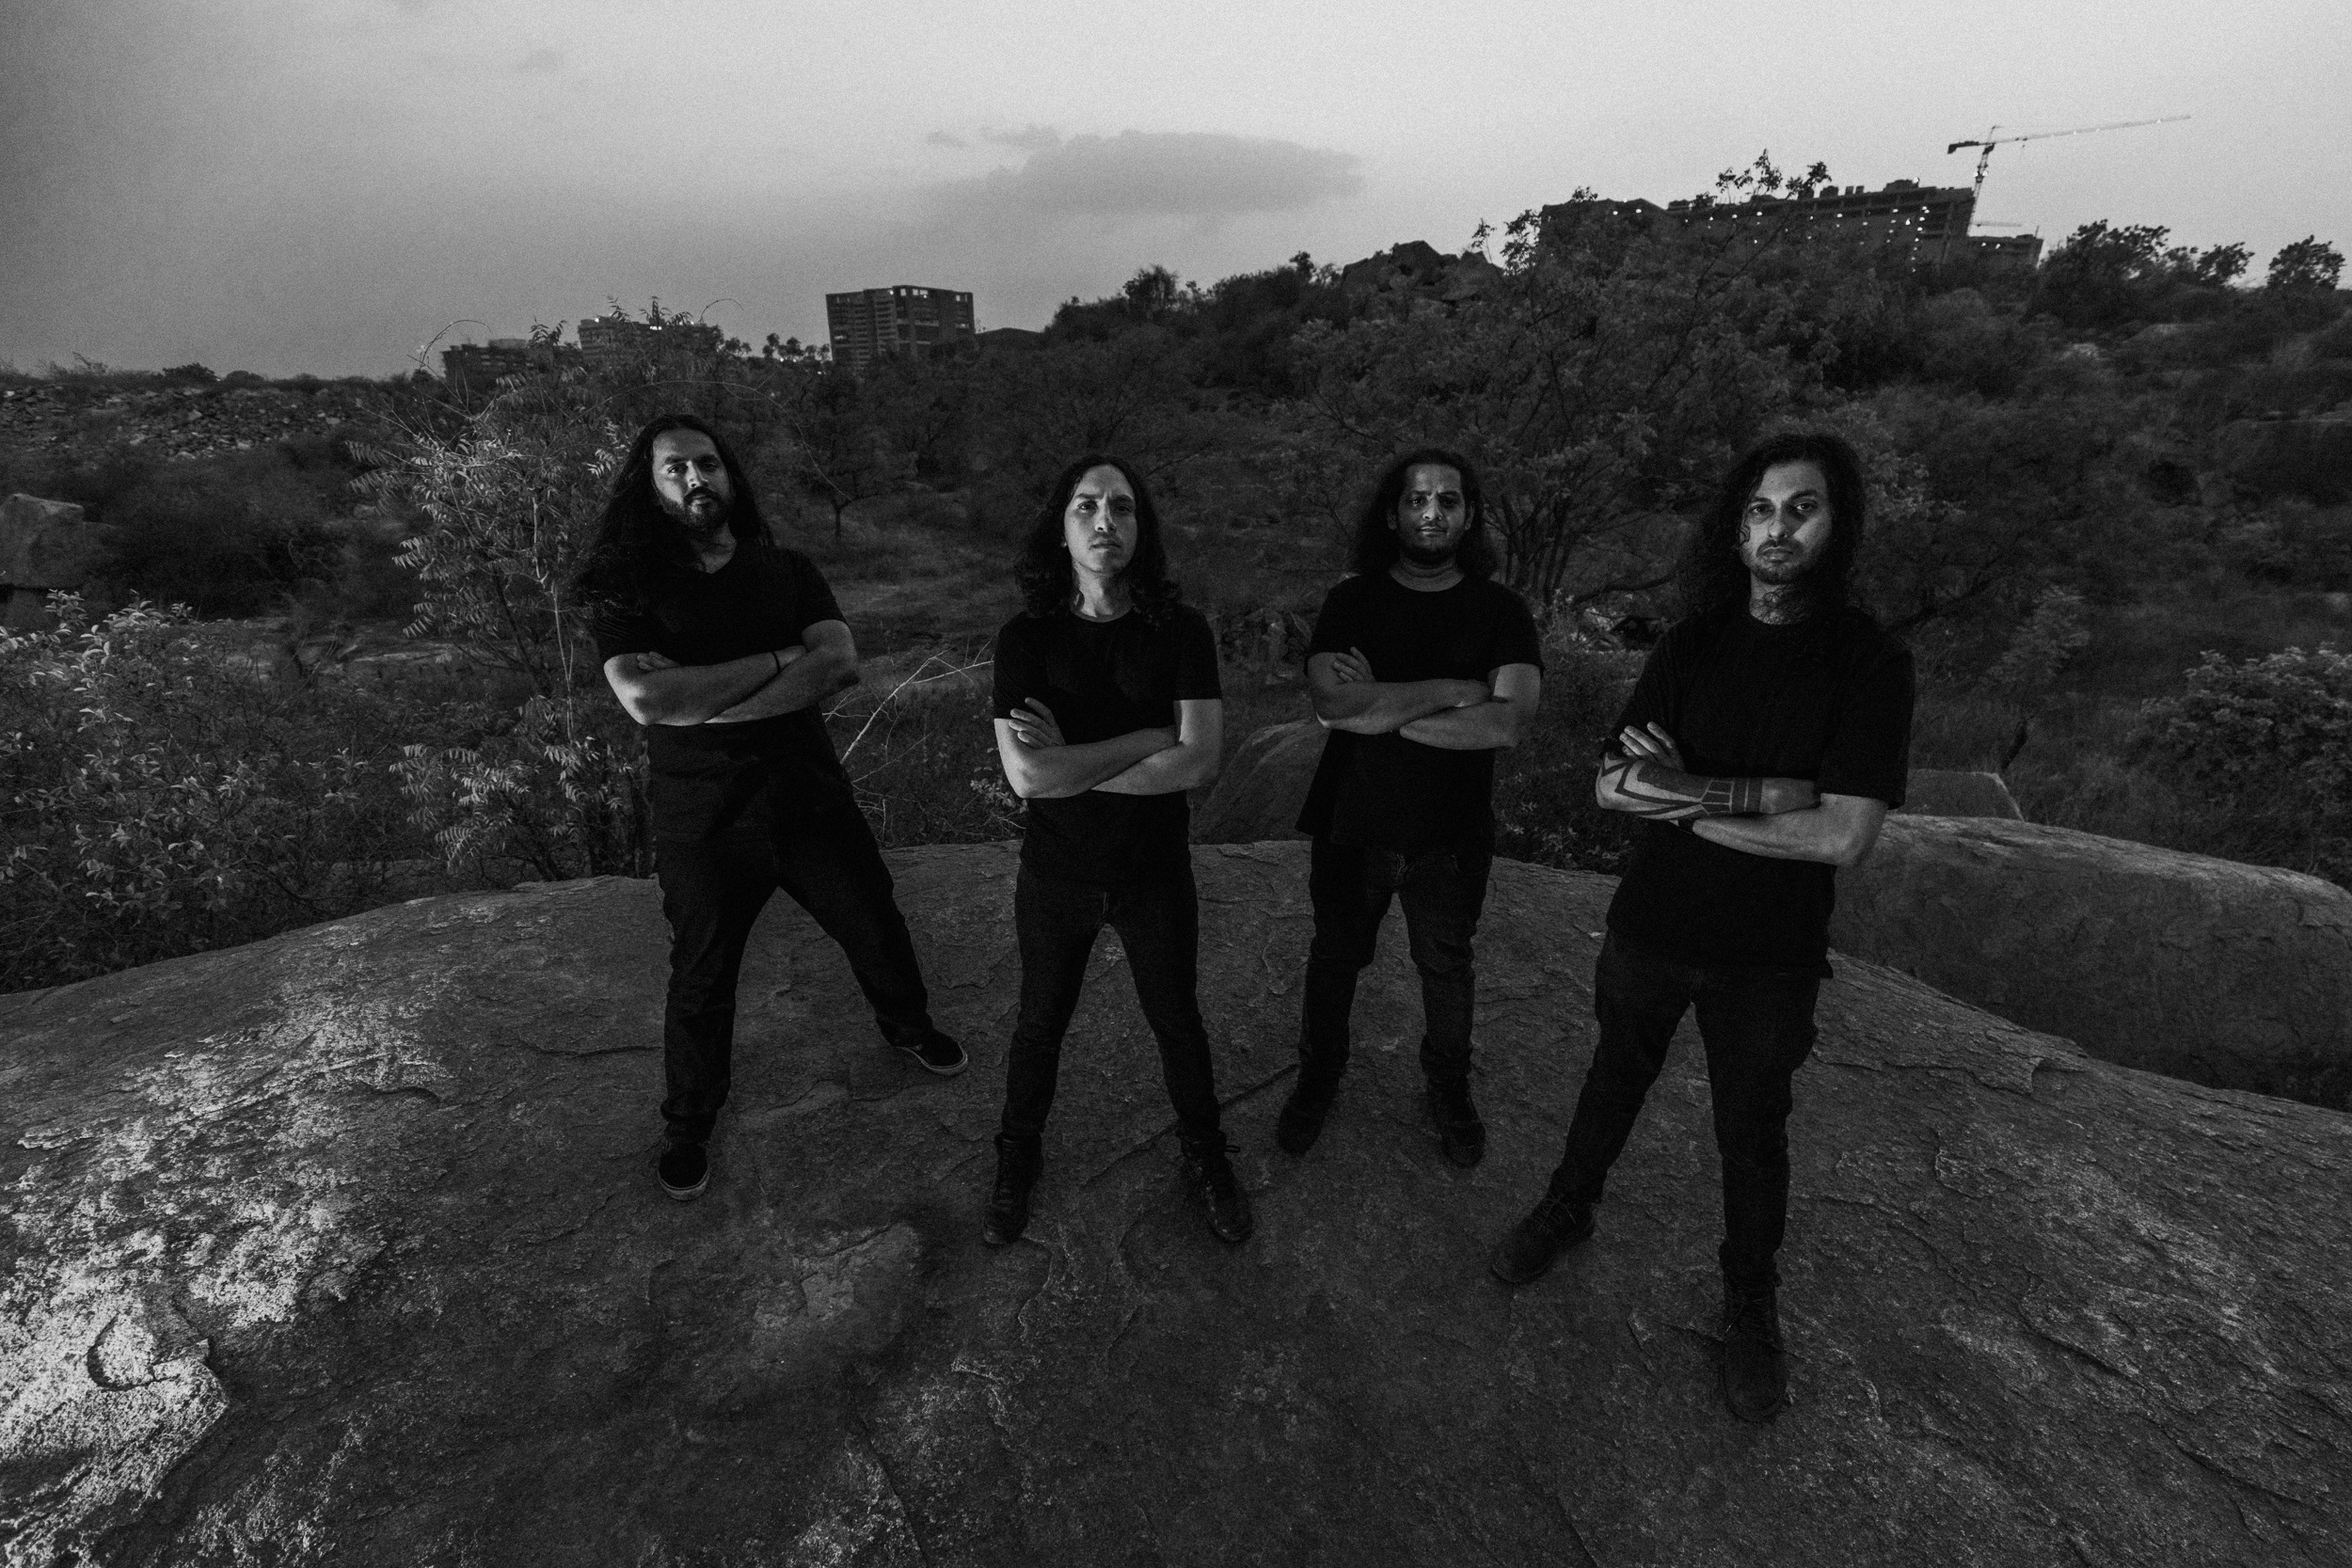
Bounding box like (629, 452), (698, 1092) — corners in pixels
(1605, 603), (1915, 972)
(1295, 572), (1544, 852)
(589, 545), (853, 839)
(992, 605), (1222, 884)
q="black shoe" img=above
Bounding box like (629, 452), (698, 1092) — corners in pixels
(1182, 1137), (1254, 1244)
(1720, 1279), (1788, 1422)
(982, 1133), (1041, 1245)
(657, 1140), (709, 1202)
(1425, 1078), (1486, 1168)
(1275, 1069), (1341, 1155)
(898, 1032), (968, 1078)
(1488, 1185), (1595, 1285)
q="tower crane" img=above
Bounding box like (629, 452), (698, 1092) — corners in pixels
(1947, 116), (2190, 207)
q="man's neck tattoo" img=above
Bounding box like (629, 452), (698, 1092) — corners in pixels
(1748, 583), (1809, 626)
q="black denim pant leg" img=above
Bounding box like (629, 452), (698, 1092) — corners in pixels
(1105, 865), (1224, 1143)
(655, 830), (782, 1144)
(1551, 934), (1698, 1205)
(1692, 969), (1821, 1291)
(770, 803), (945, 1052)
(1297, 837), (1401, 1080)
(1398, 845), (1491, 1085)
(999, 865), (1108, 1139)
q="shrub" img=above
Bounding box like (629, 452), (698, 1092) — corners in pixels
(1492, 622), (1643, 875)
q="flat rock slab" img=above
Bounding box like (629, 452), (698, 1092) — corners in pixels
(1192, 718), (1324, 845)
(4, 842), (2348, 1566)
(1899, 768), (2024, 820)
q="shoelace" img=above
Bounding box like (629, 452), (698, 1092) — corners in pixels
(1724, 1291), (1780, 1346)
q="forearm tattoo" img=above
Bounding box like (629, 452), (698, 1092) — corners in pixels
(1602, 756), (1766, 818)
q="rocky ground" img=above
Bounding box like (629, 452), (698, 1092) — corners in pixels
(0, 378), (380, 461)
(3, 842), (2347, 1566)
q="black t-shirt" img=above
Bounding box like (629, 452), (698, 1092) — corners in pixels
(992, 605), (1222, 884)
(590, 545), (854, 839)
(1605, 603), (1915, 971)
(1295, 572), (1544, 852)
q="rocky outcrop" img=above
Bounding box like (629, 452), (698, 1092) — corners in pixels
(1833, 815), (2352, 1104)
(1192, 718), (1324, 843)
(0, 495), (105, 628)
(1897, 768), (2023, 819)
(5, 842), (2347, 1565)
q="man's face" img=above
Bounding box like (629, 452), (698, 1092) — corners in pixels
(1391, 463), (1470, 566)
(1061, 464), (1139, 577)
(1739, 460), (1834, 586)
(650, 430), (733, 537)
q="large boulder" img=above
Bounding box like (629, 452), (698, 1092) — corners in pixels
(1897, 768), (2023, 819)
(4, 842), (2347, 1566)
(2216, 417), (2352, 502)
(1832, 815), (2352, 1104)
(0, 494), (103, 590)
(1192, 718), (1325, 843)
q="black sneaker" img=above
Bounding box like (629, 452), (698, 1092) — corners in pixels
(982, 1133), (1041, 1245)
(898, 1032), (968, 1078)
(1720, 1279), (1788, 1422)
(1275, 1068), (1342, 1156)
(1182, 1137), (1254, 1244)
(1425, 1078), (1486, 1168)
(1488, 1185), (1595, 1285)
(657, 1140), (709, 1202)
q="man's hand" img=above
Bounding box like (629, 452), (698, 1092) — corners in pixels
(1005, 698), (1071, 751)
(1327, 647), (1375, 686)
(1597, 723), (1819, 818)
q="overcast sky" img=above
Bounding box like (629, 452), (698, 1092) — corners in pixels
(4, 0), (2345, 377)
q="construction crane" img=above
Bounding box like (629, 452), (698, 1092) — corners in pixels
(1947, 116), (2190, 205)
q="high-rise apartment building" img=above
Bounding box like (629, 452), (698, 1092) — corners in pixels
(1541, 181), (2042, 270)
(825, 286), (977, 370)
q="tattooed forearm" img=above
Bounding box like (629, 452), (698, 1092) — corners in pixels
(1600, 756), (1768, 818)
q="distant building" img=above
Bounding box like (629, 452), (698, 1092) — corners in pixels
(441, 337), (561, 394)
(1540, 180), (2042, 270)
(825, 286), (977, 370)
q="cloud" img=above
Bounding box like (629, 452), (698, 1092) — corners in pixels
(926, 130), (966, 148)
(950, 131), (1360, 220)
(980, 124), (1062, 153)
(514, 48), (564, 74)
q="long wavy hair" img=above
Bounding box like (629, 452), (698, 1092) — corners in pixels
(573, 414), (773, 608)
(1015, 454), (1184, 623)
(1348, 447), (1500, 580)
(1674, 431), (1868, 625)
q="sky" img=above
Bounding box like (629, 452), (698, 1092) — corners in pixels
(3, 0), (2346, 378)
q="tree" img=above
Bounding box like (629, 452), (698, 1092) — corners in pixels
(2267, 237), (2345, 293)
(772, 361), (911, 539)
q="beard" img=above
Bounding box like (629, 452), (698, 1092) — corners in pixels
(1397, 537), (1458, 568)
(659, 485), (735, 539)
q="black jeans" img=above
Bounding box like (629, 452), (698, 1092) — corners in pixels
(655, 803), (945, 1143)
(1297, 835), (1493, 1085)
(1552, 932), (1821, 1290)
(999, 862), (1223, 1144)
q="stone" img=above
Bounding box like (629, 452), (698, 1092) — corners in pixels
(1192, 719), (1326, 844)
(1833, 815), (2352, 1105)
(2216, 417), (2352, 503)
(0, 494), (103, 591)
(4, 842), (2347, 1565)
(1896, 768), (2024, 819)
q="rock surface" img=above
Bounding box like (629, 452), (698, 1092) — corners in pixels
(1833, 815), (2352, 1105)
(2217, 416), (2352, 502)
(1192, 718), (1325, 844)
(0, 495), (103, 590)
(4, 842), (2347, 1566)
(1898, 768), (2024, 820)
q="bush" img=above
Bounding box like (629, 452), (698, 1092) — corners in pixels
(1492, 624), (1643, 875)
(0, 598), (445, 990)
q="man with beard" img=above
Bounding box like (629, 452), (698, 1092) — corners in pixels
(580, 414), (963, 1203)
(1277, 449), (1543, 1168)
(983, 454), (1249, 1246)
(1488, 431), (1914, 1425)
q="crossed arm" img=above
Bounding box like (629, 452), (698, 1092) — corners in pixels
(993, 698), (1222, 800)
(600, 619), (861, 727)
(1597, 721), (1888, 866)
(1308, 647), (1542, 750)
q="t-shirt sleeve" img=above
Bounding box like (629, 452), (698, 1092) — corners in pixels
(590, 597), (666, 665)
(1174, 610), (1222, 702)
(1815, 641), (1916, 807)
(992, 617), (1044, 721)
(1486, 587), (1544, 673)
(1303, 579), (1360, 659)
(789, 555), (848, 634)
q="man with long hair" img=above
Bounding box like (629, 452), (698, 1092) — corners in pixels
(982, 454), (1249, 1246)
(579, 414), (963, 1203)
(1489, 430), (1915, 1425)
(1278, 448), (1544, 1168)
